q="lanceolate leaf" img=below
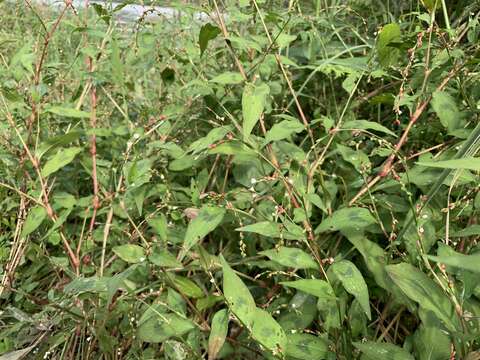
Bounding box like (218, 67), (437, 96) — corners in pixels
(236, 221), (304, 240)
(417, 157), (480, 171)
(112, 244), (145, 263)
(342, 120), (396, 137)
(41, 147), (82, 177)
(285, 333), (329, 360)
(242, 82), (269, 140)
(377, 23), (401, 66)
(428, 250), (480, 273)
(251, 308), (287, 355)
(343, 231), (414, 308)
(431, 91), (463, 133)
(220, 256), (256, 328)
(181, 206), (226, 258)
(264, 119), (304, 144)
(260, 247), (318, 270)
(386, 263), (460, 331)
(208, 309), (229, 360)
(45, 106), (90, 118)
(353, 341), (414, 360)
(137, 306), (195, 343)
(280, 279), (335, 299)
(220, 257), (286, 355)
(199, 23), (221, 57)
(331, 260), (371, 319)
(21, 206), (47, 238)
(172, 276), (204, 298)
(315, 207), (376, 233)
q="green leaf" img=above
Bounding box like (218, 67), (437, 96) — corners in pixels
(64, 276), (108, 294)
(285, 333), (329, 360)
(199, 23), (221, 57)
(210, 72), (244, 85)
(110, 38), (123, 86)
(342, 231), (413, 307)
(112, 244), (145, 263)
(45, 106), (90, 118)
(417, 157), (480, 171)
(413, 325), (451, 360)
(208, 309), (229, 360)
(342, 120), (396, 137)
(451, 225), (480, 237)
(260, 247), (318, 270)
(428, 250), (480, 273)
(251, 308), (287, 355)
(147, 214), (168, 241)
(264, 119), (304, 144)
(236, 221), (303, 240)
(21, 206), (47, 238)
(220, 256), (256, 328)
(181, 206), (226, 258)
(188, 126), (232, 154)
(420, 0), (438, 12)
(353, 341), (414, 360)
(278, 292), (318, 332)
(172, 276), (204, 298)
(377, 23), (401, 67)
(149, 248), (182, 268)
(315, 207), (376, 233)
(35, 131), (83, 160)
(137, 306), (195, 343)
(280, 279), (335, 299)
(197, 295), (223, 312)
(41, 147), (82, 177)
(386, 263), (460, 331)
(336, 144), (371, 172)
(242, 82), (270, 140)
(331, 260), (371, 320)
(431, 91), (463, 133)
(0, 345), (36, 360)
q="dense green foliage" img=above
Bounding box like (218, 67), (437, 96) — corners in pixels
(1, 0), (480, 359)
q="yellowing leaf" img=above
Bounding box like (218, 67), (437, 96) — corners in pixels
(208, 309), (229, 360)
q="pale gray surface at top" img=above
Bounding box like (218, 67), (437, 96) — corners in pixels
(28, 0), (210, 22)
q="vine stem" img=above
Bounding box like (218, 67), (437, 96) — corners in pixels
(211, 0), (326, 278)
(1, 96), (80, 272)
(349, 63), (463, 206)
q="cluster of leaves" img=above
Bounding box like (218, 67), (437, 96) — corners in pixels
(1, 0), (480, 359)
